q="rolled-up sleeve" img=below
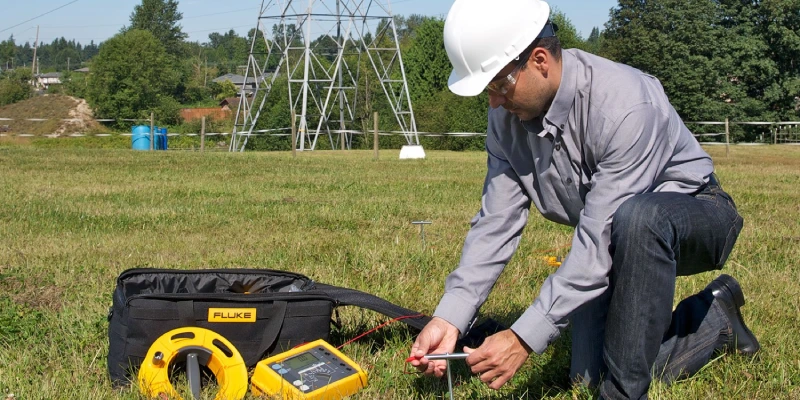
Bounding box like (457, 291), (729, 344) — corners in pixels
(511, 103), (676, 354)
(433, 127), (532, 334)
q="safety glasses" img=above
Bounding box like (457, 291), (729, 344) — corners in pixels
(486, 21), (557, 95)
(486, 47), (534, 95)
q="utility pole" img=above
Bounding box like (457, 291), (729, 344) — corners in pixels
(67, 57), (70, 71)
(31, 25), (39, 76)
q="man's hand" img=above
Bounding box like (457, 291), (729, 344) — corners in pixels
(464, 329), (532, 390)
(409, 317), (460, 378)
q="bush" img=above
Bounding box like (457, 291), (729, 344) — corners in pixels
(182, 85), (212, 104)
(0, 69), (33, 106)
(153, 95), (182, 126)
(167, 115), (232, 150)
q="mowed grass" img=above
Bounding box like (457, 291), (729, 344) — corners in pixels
(0, 144), (798, 399)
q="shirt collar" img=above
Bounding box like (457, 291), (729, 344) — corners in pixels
(520, 118), (555, 140)
(541, 49), (577, 132)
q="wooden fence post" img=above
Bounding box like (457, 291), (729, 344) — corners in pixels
(200, 116), (206, 152)
(725, 117), (730, 157)
(373, 112), (379, 160)
(774, 125), (778, 145)
(291, 110), (297, 158)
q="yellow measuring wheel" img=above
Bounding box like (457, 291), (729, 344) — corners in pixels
(138, 327), (248, 400)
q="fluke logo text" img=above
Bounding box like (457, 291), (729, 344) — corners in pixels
(208, 308), (257, 323)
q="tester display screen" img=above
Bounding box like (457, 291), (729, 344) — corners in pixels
(251, 340), (367, 399)
(284, 352), (320, 370)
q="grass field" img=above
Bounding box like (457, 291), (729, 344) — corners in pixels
(0, 144), (798, 399)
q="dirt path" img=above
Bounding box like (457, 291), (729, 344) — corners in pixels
(54, 96), (98, 136)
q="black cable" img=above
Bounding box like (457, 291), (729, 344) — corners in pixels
(0, 0), (80, 34)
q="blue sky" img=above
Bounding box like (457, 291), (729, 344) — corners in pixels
(1, 0), (618, 46)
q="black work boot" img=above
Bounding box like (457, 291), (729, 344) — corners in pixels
(706, 274), (760, 355)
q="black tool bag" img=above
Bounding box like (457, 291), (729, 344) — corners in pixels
(107, 268), (430, 387)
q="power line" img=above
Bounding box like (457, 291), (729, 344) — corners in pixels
(184, 24), (255, 35)
(36, 23), (121, 29)
(29, 7), (258, 30)
(183, 7), (259, 20)
(0, 0), (80, 34)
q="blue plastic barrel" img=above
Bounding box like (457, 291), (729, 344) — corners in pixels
(153, 126), (162, 150)
(159, 127), (168, 150)
(131, 125), (150, 151)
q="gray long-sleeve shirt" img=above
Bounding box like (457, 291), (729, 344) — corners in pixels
(432, 49), (714, 354)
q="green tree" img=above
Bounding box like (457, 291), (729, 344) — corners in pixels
(602, 0), (734, 122)
(584, 27), (602, 54)
(214, 80), (238, 101)
(83, 41), (100, 61)
(403, 18), (449, 103)
(0, 68), (32, 106)
(400, 16), (491, 139)
(206, 30), (249, 74)
(601, 0), (800, 133)
(551, 8), (585, 50)
(125, 0), (190, 104)
(87, 29), (180, 125)
(600, 0), (800, 140)
(180, 56), (217, 105)
(752, 0), (800, 119)
(127, 0), (187, 56)
(2, 35), (97, 72)
(15, 42), (32, 69)
(63, 69), (90, 99)
(711, 0), (776, 123)
(250, 76), (292, 151)
(415, 89), (488, 147)
(1, 36), (16, 70)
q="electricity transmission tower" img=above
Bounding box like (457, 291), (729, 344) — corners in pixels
(229, 0), (421, 155)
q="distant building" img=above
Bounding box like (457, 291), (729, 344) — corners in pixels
(219, 97), (241, 111)
(34, 72), (62, 89)
(180, 102), (234, 122)
(74, 67), (90, 73)
(212, 73), (273, 96)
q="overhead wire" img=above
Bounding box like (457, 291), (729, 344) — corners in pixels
(182, 7), (260, 20)
(0, 0), (80, 34)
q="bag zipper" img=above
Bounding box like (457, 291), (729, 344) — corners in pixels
(126, 291), (335, 306)
(118, 267), (311, 283)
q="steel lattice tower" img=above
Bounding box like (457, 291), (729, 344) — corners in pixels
(230, 0), (420, 153)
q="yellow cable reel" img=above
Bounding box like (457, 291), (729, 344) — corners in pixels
(138, 327), (248, 400)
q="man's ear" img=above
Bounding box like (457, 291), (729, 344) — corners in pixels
(530, 47), (550, 73)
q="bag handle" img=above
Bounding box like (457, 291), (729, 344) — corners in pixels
(314, 284), (431, 331)
(245, 300), (288, 366)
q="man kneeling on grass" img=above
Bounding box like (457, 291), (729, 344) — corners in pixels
(408, 0), (760, 398)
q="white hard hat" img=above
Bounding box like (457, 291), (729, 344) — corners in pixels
(444, 0), (551, 96)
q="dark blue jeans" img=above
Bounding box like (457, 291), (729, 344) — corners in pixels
(568, 180), (744, 399)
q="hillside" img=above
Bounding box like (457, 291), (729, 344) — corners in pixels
(0, 95), (104, 136)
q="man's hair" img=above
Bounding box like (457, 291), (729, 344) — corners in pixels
(535, 36), (562, 61)
(519, 36), (562, 67)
